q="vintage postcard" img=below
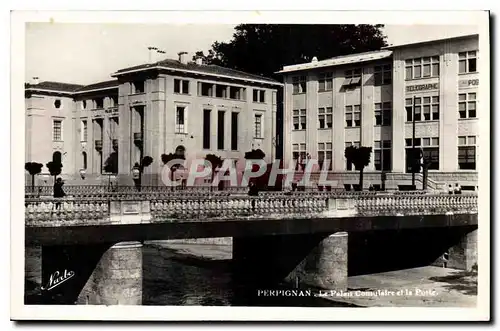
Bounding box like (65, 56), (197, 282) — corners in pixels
(11, 10), (490, 321)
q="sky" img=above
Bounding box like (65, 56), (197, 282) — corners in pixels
(25, 23), (480, 85)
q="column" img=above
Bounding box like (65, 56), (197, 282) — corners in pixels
(361, 68), (375, 171)
(283, 79), (293, 168)
(118, 83), (133, 186)
(333, 72), (346, 170)
(440, 44), (459, 172)
(78, 241), (143, 305)
(210, 106), (218, 153)
(102, 116), (111, 171)
(306, 73), (318, 162)
(391, 52), (406, 173)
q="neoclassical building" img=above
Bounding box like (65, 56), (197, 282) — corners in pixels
(25, 53), (281, 185)
(278, 34), (480, 190)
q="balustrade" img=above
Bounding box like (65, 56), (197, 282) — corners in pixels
(25, 192), (478, 223)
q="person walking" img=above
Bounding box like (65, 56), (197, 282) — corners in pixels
(454, 183), (462, 194)
(53, 177), (66, 210)
(448, 184), (454, 195)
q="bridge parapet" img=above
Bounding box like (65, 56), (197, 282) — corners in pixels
(25, 193), (477, 226)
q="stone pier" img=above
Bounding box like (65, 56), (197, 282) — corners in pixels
(287, 232), (348, 290)
(78, 241), (143, 305)
(232, 232), (348, 290)
(446, 229), (478, 271)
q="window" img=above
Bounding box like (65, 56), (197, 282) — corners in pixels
(292, 76), (307, 94)
(200, 82), (214, 97)
(203, 109), (211, 149)
(253, 89), (266, 103)
(459, 51), (477, 74)
(345, 141), (360, 170)
(318, 142), (333, 170)
(318, 72), (333, 92)
(174, 79), (189, 94)
(82, 100), (87, 110)
(82, 152), (87, 170)
(133, 81), (144, 94)
(111, 96), (118, 107)
(231, 112), (238, 151)
(345, 105), (361, 127)
(216, 85), (227, 98)
(405, 137), (439, 172)
(81, 120), (88, 141)
(374, 102), (392, 126)
(318, 107), (333, 129)
(292, 143), (307, 169)
(374, 65), (392, 85)
(458, 92), (477, 119)
(230, 86), (244, 100)
(254, 114), (262, 138)
(52, 151), (62, 164)
(54, 99), (61, 109)
(458, 135), (476, 170)
(53, 120), (62, 141)
(343, 69), (362, 88)
(405, 56), (440, 79)
(405, 96), (439, 122)
(217, 111), (225, 150)
(374, 140), (392, 171)
(293, 109), (306, 130)
(94, 98), (104, 109)
(175, 106), (186, 133)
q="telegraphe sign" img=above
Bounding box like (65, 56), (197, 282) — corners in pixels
(406, 83), (439, 92)
(459, 79), (479, 88)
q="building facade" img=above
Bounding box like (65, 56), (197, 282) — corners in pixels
(279, 34), (480, 190)
(25, 53), (281, 185)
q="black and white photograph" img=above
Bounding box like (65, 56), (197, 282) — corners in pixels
(10, 10), (490, 321)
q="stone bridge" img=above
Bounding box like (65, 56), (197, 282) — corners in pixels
(24, 192), (478, 306)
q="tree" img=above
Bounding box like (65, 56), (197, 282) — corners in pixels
(195, 24), (387, 79)
(244, 149), (265, 160)
(244, 149), (267, 191)
(204, 154), (223, 190)
(103, 152), (118, 174)
(161, 153), (185, 189)
(25, 162), (43, 193)
(344, 146), (372, 191)
(46, 161), (63, 184)
(140, 156), (153, 171)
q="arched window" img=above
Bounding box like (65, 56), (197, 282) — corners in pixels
(52, 151), (62, 164)
(175, 145), (186, 158)
(82, 152), (87, 170)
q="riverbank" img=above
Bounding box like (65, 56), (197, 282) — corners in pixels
(323, 266), (477, 307)
(144, 240), (477, 307)
(145, 239), (232, 261)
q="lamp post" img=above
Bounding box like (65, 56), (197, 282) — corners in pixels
(79, 169), (86, 180)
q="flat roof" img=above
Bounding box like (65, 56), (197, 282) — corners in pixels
(277, 50), (392, 74)
(383, 34), (479, 50)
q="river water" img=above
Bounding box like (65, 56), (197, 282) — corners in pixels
(141, 244), (355, 307)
